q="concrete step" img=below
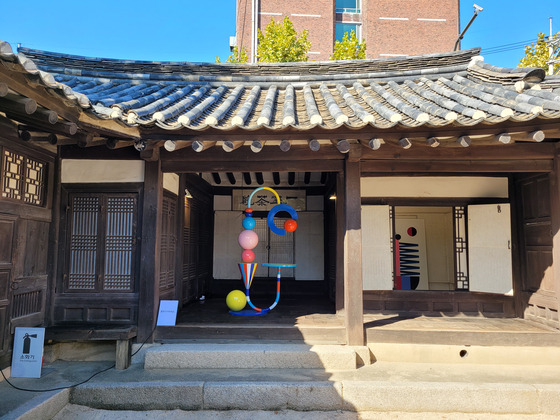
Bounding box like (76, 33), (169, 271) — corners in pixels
(143, 343), (361, 370)
(64, 362), (560, 415)
(155, 324), (346, 344)
(369, 342), (560, 365)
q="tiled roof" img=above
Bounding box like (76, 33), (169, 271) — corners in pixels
(2, 42), (560, 137)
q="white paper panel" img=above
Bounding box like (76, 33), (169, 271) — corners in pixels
(362, 205), (393, 290)
(213, 211), (244, 279)
(468, 204), (513, 295)
(295, 212), (324, 280)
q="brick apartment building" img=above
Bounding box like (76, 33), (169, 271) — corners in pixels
(235, 0), (460, 61)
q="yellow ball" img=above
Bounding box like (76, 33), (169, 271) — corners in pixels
(226, 290), (247, 312)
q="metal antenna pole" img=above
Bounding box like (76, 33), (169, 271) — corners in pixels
(454, 4), (484, 51)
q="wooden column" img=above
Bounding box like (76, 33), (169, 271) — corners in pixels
(137, 160), (163, 342)
(550, 145), (560, 317)
(343, 145), (364, 346)
(335, 172), (345, 313)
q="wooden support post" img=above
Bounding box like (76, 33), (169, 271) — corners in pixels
(115, 339), (132, 370)
(137, 160), (163, 343)
(343, 146), (364, 346)
(550, 145), (560, 318)
(335, 172), (345, 313)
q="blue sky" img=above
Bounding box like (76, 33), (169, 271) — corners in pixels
(1, 1), (559, 68)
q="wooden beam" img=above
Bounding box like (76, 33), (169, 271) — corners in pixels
(426, 137), (440, 148)
(360, 142), (555, 160)
(137, 160), (163, 343)
(495, 133), (512, 144)
(0, 82), (7, 97)
(223, 140), (244, 152)
(250, 140), (265, 153)
(140, 146), (161, 162)
(30, 133), (58, 145)
(398, 138), (412, 149)
(309, 139), (321, 152)
(335, 139), (350, 153)
(279, 139), (292, 152)
(361, 159), (554, 173)
(0, 65), (80, 122)
(162, 159), (345, 173)
(457, 136), (471, 148)
(106, 138), (134, 149)
(192, 140), (216, 152)
(0, 94), (36, 115)
(343, 154), (364, 346)
(14, 118), (77, 136)
(78, 111), (141, 140)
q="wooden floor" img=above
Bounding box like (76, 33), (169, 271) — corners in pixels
(155, 295), (560, 346)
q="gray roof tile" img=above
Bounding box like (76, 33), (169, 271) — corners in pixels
(2, 42), (560, 136)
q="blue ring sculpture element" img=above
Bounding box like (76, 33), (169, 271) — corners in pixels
(267, 204), (299, 235)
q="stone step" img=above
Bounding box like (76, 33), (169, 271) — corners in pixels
(369, 342), (560, 365)
(143, 343), (361, 370)
(155, 324), (346, 344)
(67, 363), (560, 415)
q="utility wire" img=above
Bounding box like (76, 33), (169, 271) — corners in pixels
(0, 326), (156, 393)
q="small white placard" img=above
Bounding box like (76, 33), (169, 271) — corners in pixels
(156, 300), (179, 326)
(11, 327), (45, 378)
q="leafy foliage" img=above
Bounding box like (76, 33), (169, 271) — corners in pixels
(215, 46), (249, 63)
(518, 32), (560, 74)
(257, 16), (311, 63)
(330, 30), (366, 60)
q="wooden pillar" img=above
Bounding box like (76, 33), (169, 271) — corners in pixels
(343, 145), (364, 346)
(137, 160), (163, 342)
(550, 145), (560, 316)
(175, 174), (186, 302)
(335, 172), (345, 313)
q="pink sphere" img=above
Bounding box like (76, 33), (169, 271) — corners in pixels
(238, 229), (259, 250)
(242, 249), (255, 263)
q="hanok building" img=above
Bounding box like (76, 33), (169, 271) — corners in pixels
(1, 42), (560, 369)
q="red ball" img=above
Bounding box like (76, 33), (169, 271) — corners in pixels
(242, 249), (255, 263)
(284, 219), (297, 232)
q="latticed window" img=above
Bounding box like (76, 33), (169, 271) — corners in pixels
(1, 148), (47, 206)
(66, 193), (138, 292)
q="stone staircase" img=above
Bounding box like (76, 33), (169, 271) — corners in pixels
(58, 342), (560, 415)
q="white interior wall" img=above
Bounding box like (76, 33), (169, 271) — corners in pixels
(362, 176), (508, 198)
(213, 209), (324, 281)
(295, 212), (324, 280)
(61, 159), (145, 183)
(163, 173), (179, 195)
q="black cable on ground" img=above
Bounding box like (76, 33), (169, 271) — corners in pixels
(0, 326), (157, 393)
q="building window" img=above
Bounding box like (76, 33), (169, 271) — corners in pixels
(65, 193), (138, 293)
(336, 0), (360, 14)
(1, 148), (47, 206)
(335, 23), (361, 42)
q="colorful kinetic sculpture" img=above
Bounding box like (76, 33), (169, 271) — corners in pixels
(230, 186), (298, 316)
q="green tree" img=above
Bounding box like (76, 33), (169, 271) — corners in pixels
(257, 16), (311, 62)
(518, 32), (560, 74)
(330, 30), (366, 60)
(215, 46), (249, 63)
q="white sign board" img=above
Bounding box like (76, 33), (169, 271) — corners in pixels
(232, 189), (306, 211)
(11, 327), (45, 378)
(156, 300), (179, 326)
